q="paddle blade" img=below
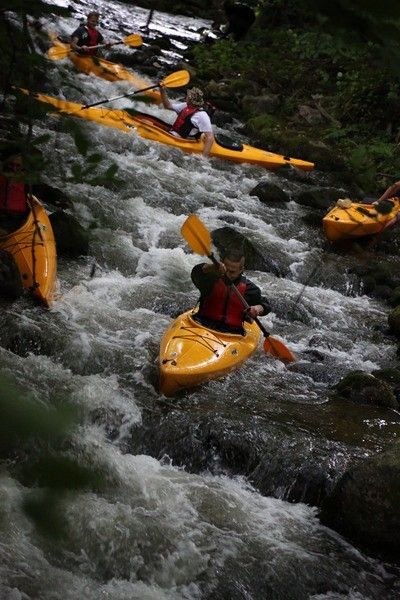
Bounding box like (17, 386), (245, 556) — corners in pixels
(47, 45), (70, 60)
(181, 214), (212, 256)
(161, 69), (190, 89)
(263, 336), (295, 362)
(123, 33), (143, 47)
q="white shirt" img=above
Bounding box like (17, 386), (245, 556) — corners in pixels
(171, 102), (213, 136)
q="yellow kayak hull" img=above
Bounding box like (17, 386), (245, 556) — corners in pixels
(28, 91), (315, 171)
(323, 198), (400, 241)
(159, 310), (261, 396)
(0, 197), (57, 306)
(50, 38), (161, 104)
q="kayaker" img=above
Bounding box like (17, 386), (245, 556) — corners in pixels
(372, 180), (400, 230)
(191, 250), (270, 334)
(70, 12), (111, 56)
(159, 86), (215, 157)
(0, 150), (29, 234)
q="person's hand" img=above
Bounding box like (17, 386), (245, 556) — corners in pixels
(247, 305), (264, 319)
(216, 261), (227, 276)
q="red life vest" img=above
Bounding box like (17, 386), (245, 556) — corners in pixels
(0, 175), (27, 213)
(199, 277), (247, 329)
(171, 106), (199, 137)
(86, 26), (102, 55)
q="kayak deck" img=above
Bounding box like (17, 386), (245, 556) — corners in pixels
(0, 196), (57, 306)
(159, 310), (261, 396)
(323, 198), (400, 241)
(27, 90), (315, 171)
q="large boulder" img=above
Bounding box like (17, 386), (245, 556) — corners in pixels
(49, 210), (89, 257)
(32, 183), (71, 209)
(211, 226), (284, 276)
(250, 181), (290, 205)
(333, 370), (398, 409)
(295, 187), (346, 210)
(320, 441), (400, 556)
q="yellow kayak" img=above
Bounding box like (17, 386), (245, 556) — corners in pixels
(27, 91), (315, 171)
(0, 196), (57, 306)
(159, 310), (261, 396)
(323, 198), (400, 241)
(48, 37), (161, 104)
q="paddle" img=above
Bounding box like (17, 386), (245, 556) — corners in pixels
(181, 214), (296, 362)
(81, 69), (190, 109)
(47, 33), (143, 60)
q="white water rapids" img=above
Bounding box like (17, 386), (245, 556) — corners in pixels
(0, 2), (399, 598)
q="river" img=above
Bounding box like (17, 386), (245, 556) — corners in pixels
(0, 1), (399, 598)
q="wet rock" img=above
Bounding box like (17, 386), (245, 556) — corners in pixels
(300, 210), (325, 228)
(135, 406), (359, 508)
(372, 368), (400, 402)
(333, 370), (398, 409)
(0, 249), (23, 300)
(388, 306), (400, 338)
(320, 441), (400, 557)
(350, 260), (400, 300)
(49, 210), (89, 257)
(211, 226), (284, 276)
(295, 187), (345, 210)
(389, 286), (400, 307)
(249, 181), (290, 204)
(31, 183), (71, 209)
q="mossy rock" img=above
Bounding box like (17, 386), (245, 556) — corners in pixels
(320, 441), (400, 557)
(334, 370), (398, 408)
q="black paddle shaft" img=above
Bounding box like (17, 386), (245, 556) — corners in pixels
(82, 83), (159, 109)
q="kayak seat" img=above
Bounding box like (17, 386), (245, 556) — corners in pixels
(215, 134), (243, 152)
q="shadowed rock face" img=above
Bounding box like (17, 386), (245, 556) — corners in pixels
(320, 441), (400, 558)
(0, 249), (23, 300)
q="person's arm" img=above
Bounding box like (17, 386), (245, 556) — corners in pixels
(191, 262), (221, 294)
(201, 131), (215, 157)
(70, 34), (82, 53)
(243, 278), (271, 318)
(159, 86), (174, 110)
(376, 181), (400, 203)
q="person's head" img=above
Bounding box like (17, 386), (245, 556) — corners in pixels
(5, 153), (23, 173)
(186, 87), (204, 108)
(221, 249), (245, 281)
(86, 12), (100, 28)
(1, 145), (23, 174)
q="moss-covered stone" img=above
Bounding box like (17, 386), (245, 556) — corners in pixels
(320, 441), (400, 557)
(388, 306), (400, 338)
(334, 370), (398, 409)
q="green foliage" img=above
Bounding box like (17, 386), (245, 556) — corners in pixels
(191, 1), (400, 189)
(0, 371), (107, 539)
